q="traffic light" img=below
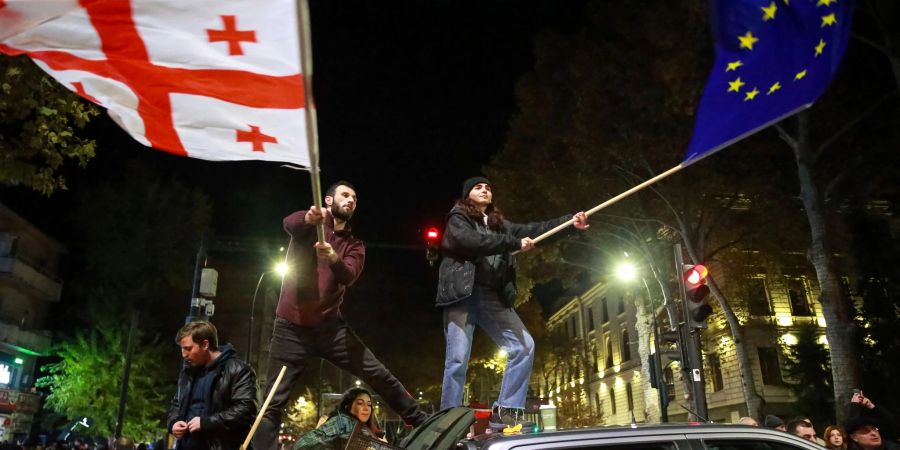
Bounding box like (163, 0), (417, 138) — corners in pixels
(683, 264), (713, 329)
(424, 226), (441, 266)
(658, 330), (683, 362)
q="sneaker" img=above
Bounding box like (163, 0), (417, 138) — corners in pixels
(488, 406), (535, 432)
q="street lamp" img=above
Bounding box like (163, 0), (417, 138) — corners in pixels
(615, 262), (637, 282)
(248, 262), (289, 367)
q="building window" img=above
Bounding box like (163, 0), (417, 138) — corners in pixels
(570, 315), (578, 338)
(609, 388), (617, 415)
(587, 307), (595, 331)
(663, 367), (675, 401)
(747, 277), (772, 316)
(605, 336), (614, 368)
(618, 295), (626, 315)
(593, 347), (599, 372)
(707, 353), (724, 392)
(787, 277), (814, 316)
(758, 347), (783, 385)
(626, 382), (634, 412)
(621, 329), (631, 361)
(594, 392), (601, 415)
(601, 298), (609, 323)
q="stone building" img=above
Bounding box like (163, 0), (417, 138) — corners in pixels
(538, 259), (828, 425)
(0, 203), (63, 439)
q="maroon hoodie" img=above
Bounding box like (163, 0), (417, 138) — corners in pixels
(275, 210), (365, 326)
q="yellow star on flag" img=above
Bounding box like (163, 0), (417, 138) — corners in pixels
(821, 13), (837, 27)
(739, 31), (759, 50)
(726, 60), (743, 72)
(794, 69), (807, 80)
(817, 0), (835, 6)
(728, 77), (746, 92)
(767, 82), (781, 95)
(815, 39), (826, 57)
(762, 2), (778, 21)
(744, 88), (760, 101)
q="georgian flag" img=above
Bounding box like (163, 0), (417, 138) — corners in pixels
(0, 0), (309, 167)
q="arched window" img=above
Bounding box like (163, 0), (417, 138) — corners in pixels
(621, 329), (631, 361)
(605, 336), (614, 368)
(609, 388), (617, 415)
(626, 382), (634, 412)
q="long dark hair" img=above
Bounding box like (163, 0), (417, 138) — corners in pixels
(455, 198), (505, 232)
(330, 387), (381, 435)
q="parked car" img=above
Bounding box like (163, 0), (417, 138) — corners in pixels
(463, 424), (823, 450)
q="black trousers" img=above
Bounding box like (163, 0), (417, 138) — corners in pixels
(252, 317), (426, 450)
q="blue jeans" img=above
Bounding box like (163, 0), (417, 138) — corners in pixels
(440, 286), (535, 409)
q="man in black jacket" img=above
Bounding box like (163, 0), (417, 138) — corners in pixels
(167, 321), (258, 450)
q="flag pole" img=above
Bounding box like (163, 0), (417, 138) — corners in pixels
(239, 365), (287, 450)
(527, 163), (689, 247)
(297, 0), (325, 243)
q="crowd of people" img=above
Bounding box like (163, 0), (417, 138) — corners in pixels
(739, 391), (898, 450)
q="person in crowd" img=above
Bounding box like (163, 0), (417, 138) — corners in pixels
(848, 391), (898, 442)
(294, 388), (383, 450)
(765, 415), (787, 432)
(787, 419), (819, 444)
(254, 181), (426, 450)
(436, 176), (589, 430)
(739, 417), (759, 426)
(825, 426), (848, 450)
(845, 416), (900, 450)
(793, 416), (827, 445)
(166, 321), (257, 450)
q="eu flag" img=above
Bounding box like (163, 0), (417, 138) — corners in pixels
(685, 0), (854, 162)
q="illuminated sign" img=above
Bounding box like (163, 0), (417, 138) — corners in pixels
(0, 365), (9, 385)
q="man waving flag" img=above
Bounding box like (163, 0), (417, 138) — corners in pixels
(0, 0), (309, 167)
(685, 0), (854, 162)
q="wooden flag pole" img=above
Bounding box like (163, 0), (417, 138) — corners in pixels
(519, 163), (689, 251)
(240, 365), (287, 450)
(296, 0), (325, 243)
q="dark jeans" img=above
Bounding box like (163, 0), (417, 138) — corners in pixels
(252, 317), (426, 450)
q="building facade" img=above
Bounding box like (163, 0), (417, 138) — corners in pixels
(0, 203), (64, 440)
(539, 262), (828, 426)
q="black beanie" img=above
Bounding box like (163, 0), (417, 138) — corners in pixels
(461, 176), (491, 199)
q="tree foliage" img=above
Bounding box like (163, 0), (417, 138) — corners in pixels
(782, 325), (834, 427)
(0, 55), (99, 196)
(67, 160), (213, 328)
(36, 324), (172, 442)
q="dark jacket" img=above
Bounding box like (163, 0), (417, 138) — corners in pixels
(436, 205), (570, 307)
(166, 344), (258, 450)
(277, 211), (365, 326)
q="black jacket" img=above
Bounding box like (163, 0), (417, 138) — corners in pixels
(166, 344), (258, 450)
(436, 206), (570, 307)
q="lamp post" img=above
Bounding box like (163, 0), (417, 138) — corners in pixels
(248, 262), (289, 367)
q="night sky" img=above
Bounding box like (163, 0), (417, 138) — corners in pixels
(0, 1), (591, 353)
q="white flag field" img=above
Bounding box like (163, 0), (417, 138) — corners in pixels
(0, 0), (310, 167)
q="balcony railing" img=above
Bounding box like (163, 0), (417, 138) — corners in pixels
(0, 322), (52, 354)
(0, 254), (63, 302)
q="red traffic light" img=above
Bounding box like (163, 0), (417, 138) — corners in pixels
(684, 264), (708, 286)
(425, 227), (440, 243)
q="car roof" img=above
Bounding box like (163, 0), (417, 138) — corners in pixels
(466, 423), (822, 450)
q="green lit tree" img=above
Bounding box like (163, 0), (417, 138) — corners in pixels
(0, 55), (99, 195)
(36, 324), (172, 442)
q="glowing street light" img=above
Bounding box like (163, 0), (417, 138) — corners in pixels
(275, 262), (289, 277)
(498, 349), (507, 358)
(615, 262), (637, 282)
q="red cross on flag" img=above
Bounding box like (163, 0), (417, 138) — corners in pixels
(0, 0), (310, 167)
